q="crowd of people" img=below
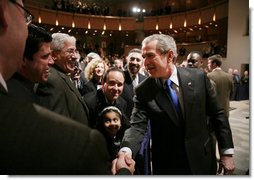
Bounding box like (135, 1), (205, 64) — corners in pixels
(51, 0), (175, 17)
(1, 0), (249, 175)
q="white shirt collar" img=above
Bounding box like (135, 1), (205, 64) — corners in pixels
(212, 67), (222, 72)
(0, 73), (8, 92)
(169, 65), (179, 86)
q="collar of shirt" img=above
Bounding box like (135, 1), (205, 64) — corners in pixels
(129, 71), (137, 80)
(162, 65), (179, 88)
(170, 65), (179, 86)
(212, 67), (222, 72)
(0, 73), (8, 92)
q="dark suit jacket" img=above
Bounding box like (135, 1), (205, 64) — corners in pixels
(0, 85), (131, 175)
(121, 71), (147, 118)
(36, 65), (89, 125)
(7, 73), (39, 104)
(84, 88), (129, 128)
(121, 67), (234, 175)
(80, 78), (100, 96)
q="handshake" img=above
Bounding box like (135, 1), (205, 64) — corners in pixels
(111, 151), (135, 175)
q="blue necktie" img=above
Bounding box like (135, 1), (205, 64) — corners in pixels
(166, 79), (180, 114)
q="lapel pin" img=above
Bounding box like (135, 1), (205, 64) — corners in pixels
(188, 82), (192, 86)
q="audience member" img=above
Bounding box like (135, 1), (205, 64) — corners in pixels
(114, 58), (125, 71)
(7, 24), (53, 104)
(186, 51), (203, 68)
(70, 51), (83, 90)
(97, 106), (130, 161)
(84, 67), (129, 128)
(80, 57), (105, 96)
(231, 68), (241, 100)
(0, 0), (134, 174)
(228, 68), (233, 75)
(121, 48), (147, 117)
(79, 51), (101, 87)
(116, 34), (235, 175)
(207, 54), (233, 119)
(240, 70), (249, 100)
(36, 32), (89, 125)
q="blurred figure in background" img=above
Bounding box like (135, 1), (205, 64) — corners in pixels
(186, 51), (203, 69)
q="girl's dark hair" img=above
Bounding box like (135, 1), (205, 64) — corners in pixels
(96, 106), (129, 138)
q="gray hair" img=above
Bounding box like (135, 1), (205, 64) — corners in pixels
(128, 48), (142, 55)
(87, 52), (100, 59)
(51, 33), (76, 51)
(142, 34), (178, 59)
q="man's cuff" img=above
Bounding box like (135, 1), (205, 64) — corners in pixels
(220, 148), (234, 155)
(119, 147), (132, 156)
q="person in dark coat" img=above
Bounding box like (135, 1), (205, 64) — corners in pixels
(0, 0), (135, 175)
(7, 24), (53, 104)
(36, 32), (89, 125)
(84, 67), (129, 128)
(118, 34), (235, 175)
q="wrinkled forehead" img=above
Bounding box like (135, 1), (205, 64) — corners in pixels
(128, 52), (143, 59)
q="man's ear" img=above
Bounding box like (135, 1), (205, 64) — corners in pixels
(0, 0), (8, 30)
(20, 57), (28, 68)
(51, 51), (58, 61)
(167, 51), (174, 63)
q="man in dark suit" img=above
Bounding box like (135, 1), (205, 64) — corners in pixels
(117, 34), (235, 175)
(36, 32), (89, 125)
(0, 0), (134, 174)
(84, 67), (129, 128)
(121, 48), (147, 118)
(7, 24), (53, 104)
(186, 51), (204, 69)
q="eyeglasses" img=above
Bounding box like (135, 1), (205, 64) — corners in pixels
(10, 0), (34, 25)
(65, 49), (79, 55)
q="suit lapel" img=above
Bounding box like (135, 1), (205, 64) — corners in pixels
(56, 69), (87, 110)
(138, 74), (147, 83)
(124, 71), (135, 96)
(0, 84), (8, 95)
(177, 68), (195, 116)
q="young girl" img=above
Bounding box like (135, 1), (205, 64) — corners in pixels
(96, 106), (129, 161)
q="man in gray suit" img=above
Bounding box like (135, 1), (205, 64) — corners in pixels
(36, 32), (89, 125)
(207, 54), (234, 119)
(0, 0), (134, 174)
(117, 34), (235, 175)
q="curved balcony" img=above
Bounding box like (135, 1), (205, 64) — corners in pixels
(25, 0), (228, 58)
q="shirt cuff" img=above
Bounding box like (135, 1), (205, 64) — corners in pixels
(119, 147), (132, 156)
(220, 148), (234, 155)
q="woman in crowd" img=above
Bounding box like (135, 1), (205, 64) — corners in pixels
(80, 57), (105, 96)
